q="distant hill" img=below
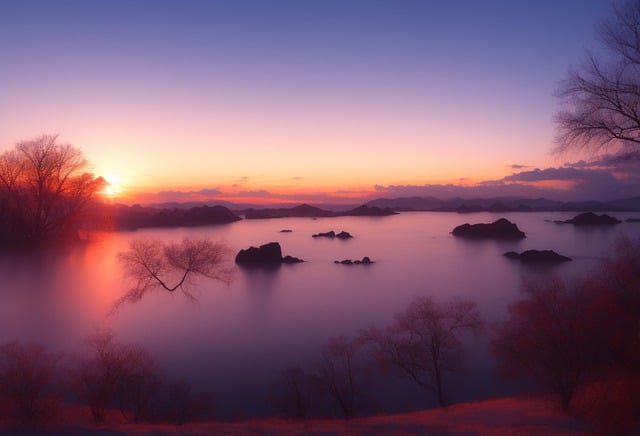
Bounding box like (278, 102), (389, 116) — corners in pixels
(366, 196), (640, 212)
(132, 195), (640, 218)
(243, 203), (397, 219)
(245, 204), (335, 219)
(113, 204), (241, 230)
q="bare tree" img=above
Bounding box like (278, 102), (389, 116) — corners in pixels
(555, 1), (640, 158)
(308, 336), (373, 419)
(115, 237), (233, 308)
(71, 330), (163, 423)
(272, 366), (315, 419)
(363, 296), (482, 407)
(491, 277), (614, 413)
(160, 379), (211, 425)
(115, 345), (163, 423)
(0, 340), (61, 425)
(0, 134), (106, 243)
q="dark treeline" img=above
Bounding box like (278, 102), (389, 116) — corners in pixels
(0, 330), (208, 428)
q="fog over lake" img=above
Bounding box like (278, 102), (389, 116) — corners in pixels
(1, 211), (638, 418)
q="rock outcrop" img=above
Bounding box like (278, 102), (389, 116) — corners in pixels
(313, 230), (353, 239)
(235, 242), (304, 266)
(504, 250), (571, 263)
(334, 257), (373, 265)
(452, 218), (526, 239)
(312, 231), (335, 238)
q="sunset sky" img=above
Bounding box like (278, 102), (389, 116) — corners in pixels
(2, 0), (636, 204)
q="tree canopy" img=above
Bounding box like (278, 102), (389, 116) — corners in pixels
(0, 134), (106, 244)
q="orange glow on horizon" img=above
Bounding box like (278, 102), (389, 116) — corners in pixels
(100, 175), (125, 200)
(516, 179), (579, 191)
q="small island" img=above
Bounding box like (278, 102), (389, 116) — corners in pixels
(451, 218), (526, 239)
(504, 250), (572, 263)
(334, 257), (373, 265)
(312, 230), (353, 239)
(235, 242), (304, 266)
(556, 212), (621, 226)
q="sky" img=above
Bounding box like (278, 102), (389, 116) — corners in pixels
(1, 0), (635, 205)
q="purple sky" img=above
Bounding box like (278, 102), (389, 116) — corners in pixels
(2, 0), (633, 203)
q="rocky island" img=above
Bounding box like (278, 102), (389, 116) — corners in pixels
(556, 212), (621, 225)
(312, 230), (353, 239)
(235, 242), (304, 266)
(504, 250), (572, 263)
(334, 257), (373, 265)
(451, 218), (526, 239)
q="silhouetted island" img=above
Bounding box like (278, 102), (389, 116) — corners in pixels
(313, 230), (335, 238)
(243, 203), (397, 219)
(334, 257), (373, 265)
(451, 218), (526, 239)
(504, 250), (572, 263)
(555, 212), (621, 225)
(235, 242), (303, 266)
(312, 230), (353, 239)
(114, 204), (241, 230)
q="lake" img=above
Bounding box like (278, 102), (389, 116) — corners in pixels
(1, 211), (638, 419)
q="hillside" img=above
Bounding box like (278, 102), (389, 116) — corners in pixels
(0, 396), (591, 435)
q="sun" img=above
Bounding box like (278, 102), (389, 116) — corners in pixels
(102, 174), (123, 200)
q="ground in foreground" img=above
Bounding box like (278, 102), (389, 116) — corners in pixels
(0, 396), (591, 435)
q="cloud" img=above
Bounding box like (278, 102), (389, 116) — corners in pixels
(501, 167), (596, 183)
(508, 164), (530, 169)
(375, 164), (640, 201)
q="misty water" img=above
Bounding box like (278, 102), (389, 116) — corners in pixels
(1, 211), (639, 419)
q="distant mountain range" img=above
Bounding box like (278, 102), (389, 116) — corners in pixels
(127, 195), (640, 225)
(244, 204), (397, 219)
(365, 196), (640, 212)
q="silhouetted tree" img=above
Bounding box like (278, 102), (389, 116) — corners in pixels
(160, 379), (211, 425)
(115, 345), (162, 423)
(0, 340), (61, 425)
(272, 366), (315, 419)
(0, 134), (106, 243)
(71, 330), (162, 423)
(491, 277), (614, 413)
(115, 237), (232, 308)
(555, 1), (640, 158)
(308, 336), (373, 419)
(363, 296), (482, 407)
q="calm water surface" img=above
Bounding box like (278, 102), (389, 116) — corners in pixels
(1, 211), (639, 418)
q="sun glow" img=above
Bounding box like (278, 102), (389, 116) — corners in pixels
(102, 175), (123, 200)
